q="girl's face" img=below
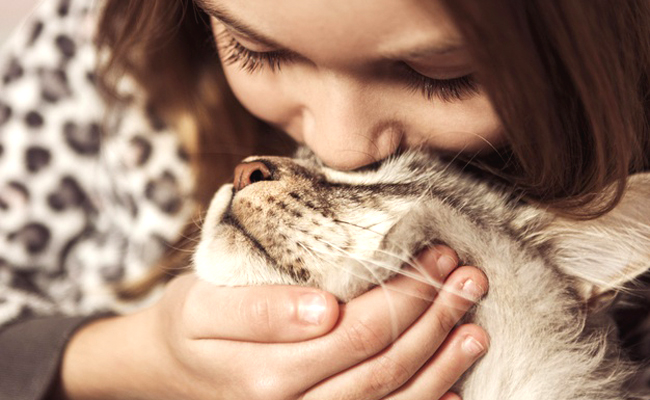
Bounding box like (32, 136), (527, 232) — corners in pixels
(197, 0), (503, 170)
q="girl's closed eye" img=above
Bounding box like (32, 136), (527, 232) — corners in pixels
(216, 29), (479, 103)
(217, 29), (294, 73)
(401, 64), (479, 102)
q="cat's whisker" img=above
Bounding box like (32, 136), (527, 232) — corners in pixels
(301, 239), (483, 337)
(335, 204), (444, 285)
(191, 211), (208, 232)
(299, 240), (388, 287)
(312, 238), (439, 297)
(316, 238), (422, 280)
(179, 230), (202, 244)
(299, 241), (405, 339)
(297, 242), (380, 287)
(332, 219), (385, 237)
(312, 237), (483, 306)
(176, 232), (202, 245)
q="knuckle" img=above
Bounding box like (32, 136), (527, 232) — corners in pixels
(413, 280), (439, 301)
(435, 362), (461, 391)
(341, 318), (388, 357)
(432, 306), (459, 334)
(367, 355), (412, 395)
(243, 296), (276, 334)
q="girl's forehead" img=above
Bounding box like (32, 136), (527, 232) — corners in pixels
(200, 0), (464, 64)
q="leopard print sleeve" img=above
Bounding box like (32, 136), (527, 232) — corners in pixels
(0, 0), (196, 329)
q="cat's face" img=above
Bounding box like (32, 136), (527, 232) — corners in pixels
(194, 150), (458, 300)
(193, 149), (650, 400)
(194, 148), (650, 304)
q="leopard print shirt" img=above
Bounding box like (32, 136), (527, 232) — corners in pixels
(0, 0), (195, 328)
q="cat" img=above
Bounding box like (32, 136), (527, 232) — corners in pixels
(194, 148), (650, 400)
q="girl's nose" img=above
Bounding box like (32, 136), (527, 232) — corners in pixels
(299, 79), (402, 170)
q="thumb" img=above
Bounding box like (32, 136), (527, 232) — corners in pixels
(173, 274), (340, 342)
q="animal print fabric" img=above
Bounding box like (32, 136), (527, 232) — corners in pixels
(0, 0), (195, 329)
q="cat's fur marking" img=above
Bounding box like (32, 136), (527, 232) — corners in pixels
(194, 148), (650, 400)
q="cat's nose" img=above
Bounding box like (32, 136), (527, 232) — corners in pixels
(233, 161), (272, 191)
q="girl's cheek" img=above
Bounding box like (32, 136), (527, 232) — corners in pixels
(410, 96), (504, 153)
(223, 66), (299, 128)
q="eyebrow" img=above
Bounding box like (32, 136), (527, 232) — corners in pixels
(193, 0), (284, 48)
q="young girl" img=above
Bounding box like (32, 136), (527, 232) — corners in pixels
(0, 0), (647, 399)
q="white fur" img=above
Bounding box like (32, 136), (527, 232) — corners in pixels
(194, 184), (296, 286)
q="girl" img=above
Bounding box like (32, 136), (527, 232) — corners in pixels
(0, 0), (647, 399)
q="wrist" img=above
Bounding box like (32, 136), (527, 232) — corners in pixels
(58, 311), (162, 400)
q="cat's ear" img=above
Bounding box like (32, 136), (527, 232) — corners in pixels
(539, 173), (650, 303)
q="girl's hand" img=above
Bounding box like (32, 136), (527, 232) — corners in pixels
(59, 245), (488, 400)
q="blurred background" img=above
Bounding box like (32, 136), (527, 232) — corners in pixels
(0, 0), (40, 45)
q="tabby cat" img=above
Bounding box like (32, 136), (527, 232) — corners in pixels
(194, 148), (650, 400)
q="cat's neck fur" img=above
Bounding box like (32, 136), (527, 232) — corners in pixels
(439, 216), (633, 399)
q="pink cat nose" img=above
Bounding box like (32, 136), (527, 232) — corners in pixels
(233, 161), (272, 191)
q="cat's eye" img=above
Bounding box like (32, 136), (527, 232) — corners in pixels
(216, 30), (479, 103)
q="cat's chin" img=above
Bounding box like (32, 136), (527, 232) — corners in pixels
(193, 184), (297, 287)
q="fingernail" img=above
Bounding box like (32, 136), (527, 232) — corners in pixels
(298, 292), (327, 325)
(462, 336), (485, 357)
(437, 255), (457, 278)
(460, 279), (484, 300)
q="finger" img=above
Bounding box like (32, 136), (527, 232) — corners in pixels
(385, 324), (488, 400)
(293, 248), (463, 391)
(178, 244), (453, 343)
(172, 274), (340, 342)
(439, 392), (462, 400)
(420, 244), (459, 281)
(301, 266), (487, 400)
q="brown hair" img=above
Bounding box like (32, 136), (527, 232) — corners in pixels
(97, 0), (293, 203)
(96, 0), (649, 294)
(97, 0), (294, 295)
(441, 0), (650, 217)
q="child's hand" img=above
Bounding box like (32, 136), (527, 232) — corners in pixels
(59, 245), (488, 400)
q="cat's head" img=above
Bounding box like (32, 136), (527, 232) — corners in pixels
(193, 149), (466, 300)
(194, 148), (650, 303)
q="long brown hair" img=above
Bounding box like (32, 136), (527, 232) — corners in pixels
(441, 0), (650, 217)
(96, 0), (650, 294)
(97, 0), (294, 295)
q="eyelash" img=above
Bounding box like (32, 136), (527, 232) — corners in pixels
(218, 32), (479, 102)
(402, 66), (479, 102)
(219, 34), (290, 73)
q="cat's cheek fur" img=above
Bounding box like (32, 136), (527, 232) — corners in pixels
(193, 184), (295, 286)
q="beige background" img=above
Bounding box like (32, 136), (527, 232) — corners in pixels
(0, 0), (41, 46)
